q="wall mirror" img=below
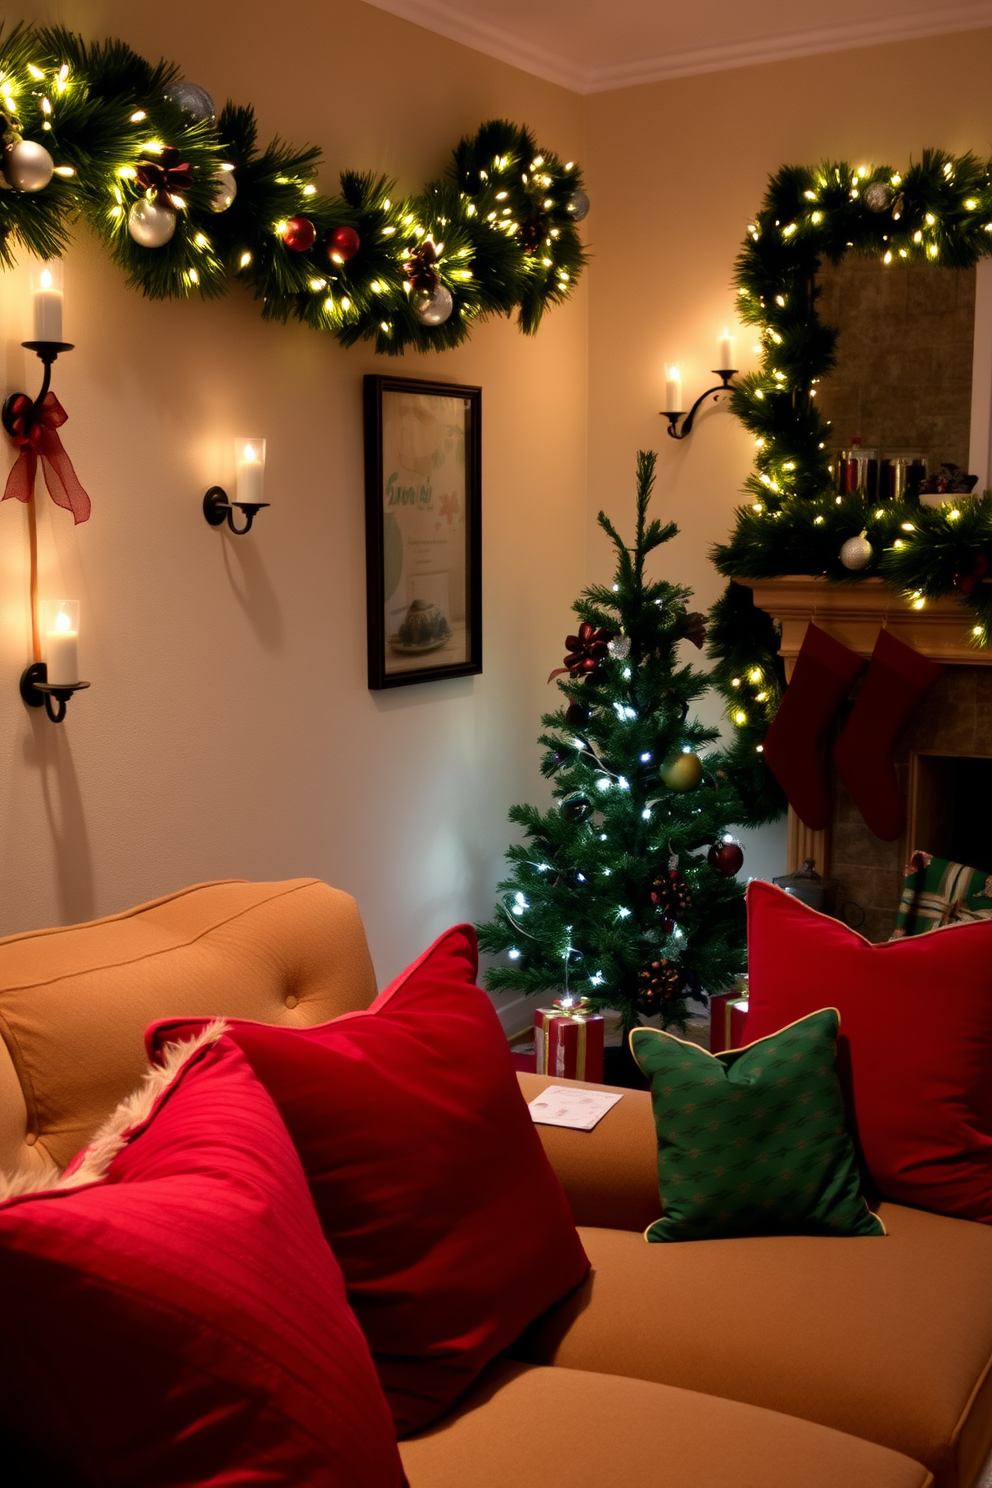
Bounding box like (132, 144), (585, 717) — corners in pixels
(814, 256), (981, 490)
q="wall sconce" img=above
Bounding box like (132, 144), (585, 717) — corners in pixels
(1, 259), (74, 443)
(661, 330), (738, 440)
(20, 600), (89, 723)
(203, 438), (269, 535)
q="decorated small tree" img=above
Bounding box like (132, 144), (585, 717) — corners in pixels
(477, 451), (748, 1038)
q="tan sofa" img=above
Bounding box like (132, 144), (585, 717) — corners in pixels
(2, 877), (991, 1488)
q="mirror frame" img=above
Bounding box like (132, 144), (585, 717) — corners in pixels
(707, 152), (992, 819)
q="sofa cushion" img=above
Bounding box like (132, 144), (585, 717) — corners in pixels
(0, 878), (377, 1174)
(0, 1029), (405, 1488)
(399, 1360), (931, 1488)
(745, 879), (992, 1223)
(151, 924), (590, 1439)
(516, 1205), (992, 1488)
(631, 1009), (883, 1241)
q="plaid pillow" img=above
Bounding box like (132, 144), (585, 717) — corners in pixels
(892, 851), (992, 938)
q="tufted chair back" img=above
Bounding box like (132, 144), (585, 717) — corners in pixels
(0, 878), (377, 1174)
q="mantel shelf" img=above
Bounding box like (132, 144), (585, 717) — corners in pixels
(734, 574), (992, 669)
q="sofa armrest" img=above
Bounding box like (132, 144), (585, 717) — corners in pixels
(516, 1071), (660, 1233)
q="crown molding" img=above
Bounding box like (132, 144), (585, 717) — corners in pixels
(362, 0), (992, 93)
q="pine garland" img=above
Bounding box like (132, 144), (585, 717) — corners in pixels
(0, 24), (587, 353)
(706, 150), (992, 819)
(477, 451), (748, 1035)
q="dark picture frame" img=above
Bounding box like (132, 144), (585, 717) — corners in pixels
(364, 374), (482, 689)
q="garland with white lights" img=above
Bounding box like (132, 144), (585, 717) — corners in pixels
(706, 150), (992, 813)
(0, 25), (588, 353)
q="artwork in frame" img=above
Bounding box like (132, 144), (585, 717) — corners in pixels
(364, 375), (482, 689)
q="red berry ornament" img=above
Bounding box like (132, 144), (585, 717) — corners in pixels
(327, 225), (361, 262)
(282, 216), (316, 252)
(707, 839), (744, 876)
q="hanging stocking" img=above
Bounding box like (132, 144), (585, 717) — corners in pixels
(762, 622), (866, 831)
(833, 627), (943, 841)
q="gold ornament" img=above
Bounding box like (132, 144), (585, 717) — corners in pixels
(660, 751), (703, 792)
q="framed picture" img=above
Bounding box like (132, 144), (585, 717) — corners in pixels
(364, 374), (482, 689)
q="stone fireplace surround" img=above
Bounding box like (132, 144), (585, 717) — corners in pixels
(741, 577), (992, 942)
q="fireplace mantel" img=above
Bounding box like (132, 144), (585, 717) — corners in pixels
(736, 575), (992, 884)
(738, 575), (992, 672)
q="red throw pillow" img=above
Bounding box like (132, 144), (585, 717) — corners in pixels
(745, 879), (992, 1224)
(0, 1031), (406, 1488)
(151, 925), (590, 1437)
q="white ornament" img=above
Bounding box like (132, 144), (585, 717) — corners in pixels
(209, 166), (237, 213)
(4, 139), (54, 192)
(839, 531), (873, 570)
(128, 196), (177, 248)
(412, 284), (453, 326)
(608, 635), (631, 660)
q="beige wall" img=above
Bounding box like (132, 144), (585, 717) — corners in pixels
(6, 7), (991, 991)
(0, 0), (587, 994)
(584, 25), (992, 881)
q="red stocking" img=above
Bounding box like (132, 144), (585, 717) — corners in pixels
(762, 623), (866, 831)
(833, 628), (943, 841)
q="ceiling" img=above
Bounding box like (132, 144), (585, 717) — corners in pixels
(364, 0), (992, 92)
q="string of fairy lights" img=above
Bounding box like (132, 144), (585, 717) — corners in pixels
(0, 25), (588, 353)
(707, 150), (992, 812)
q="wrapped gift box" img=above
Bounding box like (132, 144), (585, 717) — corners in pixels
(534, 998), (604, 1082)
(709, 982), (749, 1052)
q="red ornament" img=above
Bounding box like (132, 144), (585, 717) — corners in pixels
(282, 216), (316, 253)
(708, 839), (744, 877)
(954, 551), (990, 597)
(327, 225), (361, 262)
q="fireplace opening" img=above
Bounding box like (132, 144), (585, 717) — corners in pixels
(909, 753), (992, 875)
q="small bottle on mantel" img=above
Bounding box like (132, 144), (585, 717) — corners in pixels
(838, 437), (878, 498)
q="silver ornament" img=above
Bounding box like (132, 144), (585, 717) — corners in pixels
(128, 196), (177, 248)
(864, 181), (890, 213)
(608, 635), (631, 660)
(209, 166), (237, 213)
(164, 80), (216, 123)
(4, 139), (54, 192)
(839, 532), (873, 570)
(412, 284), (453, 326)
(565, 189), (590, 222)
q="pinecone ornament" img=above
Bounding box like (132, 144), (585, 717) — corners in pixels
(650, 869), (692, 917)
(636, 958), (684, 1016)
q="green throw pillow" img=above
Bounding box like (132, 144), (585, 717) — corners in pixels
(630, 1008), (884, 1243)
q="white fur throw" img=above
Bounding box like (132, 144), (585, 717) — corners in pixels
(0, 1020), (228, 1201)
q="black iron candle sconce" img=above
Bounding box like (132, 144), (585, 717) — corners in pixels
(2, 338), (74, 441)
(662, 368), (738, 440)
(202, 486), (269, 536)
(20, 661), (90, 724)
(5, 340), (90, 724)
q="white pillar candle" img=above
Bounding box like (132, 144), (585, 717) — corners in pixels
(235, 438), (266, 505)
(32, 261), (63, 342)
(665, 365), (683, 413)
(718, 329), (735, 370)
(46, 607), (79, 685)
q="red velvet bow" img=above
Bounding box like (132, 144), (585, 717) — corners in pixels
(136, 146), (193, 207)
(3, 392), (91, 524)
(954, 551), (989, 597)
(548, 621), (613, 683)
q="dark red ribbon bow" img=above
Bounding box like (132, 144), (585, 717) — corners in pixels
(403, 240), (440, 294)
(548, 621), (613, 682)
(136, 146), (193, 205)
(3, 392), (91, 524)
(954, 551), (989, 597)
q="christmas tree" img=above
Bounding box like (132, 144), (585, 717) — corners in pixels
(477, 451), (748, 1036)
